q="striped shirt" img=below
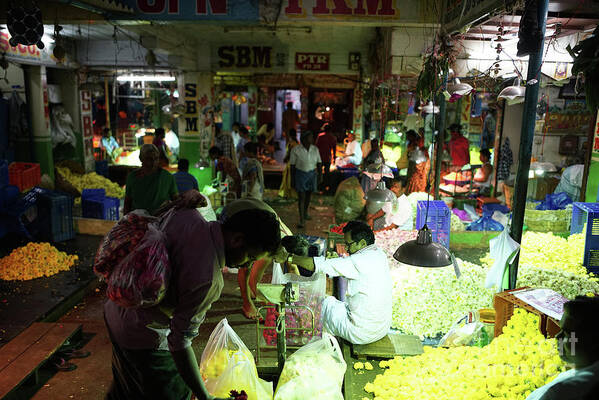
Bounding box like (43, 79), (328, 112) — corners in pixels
(173, 171), (199, 193)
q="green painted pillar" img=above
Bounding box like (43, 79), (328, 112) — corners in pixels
(178, 72), (214, 190)
(248, 85), (258, 132)
(24, 65), (54, 180)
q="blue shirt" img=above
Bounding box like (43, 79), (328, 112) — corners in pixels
(173, 171), (199, 193)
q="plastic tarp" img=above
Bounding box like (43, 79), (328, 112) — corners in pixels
(467, 216), (504, 231)
(535, 192), (573, 210)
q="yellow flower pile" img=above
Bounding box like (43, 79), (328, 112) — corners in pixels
(364, 309), (567, 400)
(57, 167), (125, 203)
(0, 242), (78, 281)
(481, 231), (589, 277)
(201, 348), (255, 380)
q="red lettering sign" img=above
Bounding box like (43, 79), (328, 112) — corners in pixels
(80, 90), (93, 138)
(295, 53), (329, 71)
(286, 0), (396, 17)
(197, 0), (226, 14)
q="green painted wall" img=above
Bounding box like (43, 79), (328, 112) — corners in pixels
(33, 138), (54, 180)
(179, 135), (213, 190)
(586, 160), (599, 202)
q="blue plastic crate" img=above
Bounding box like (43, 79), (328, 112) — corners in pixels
(37, 191), (74, 242)
(0, 184), (20, 210)
(0, 160), (8, 186)
(95, 160), (109, 178)
(82, 188), (106, 201)
(82, 196), (120, 220)
(570, 202), (599, 271)
(416, 200), (451, 249)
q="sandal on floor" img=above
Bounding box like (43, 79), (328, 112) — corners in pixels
(53, 357), (77, 372)
(58, 349), (91, 359)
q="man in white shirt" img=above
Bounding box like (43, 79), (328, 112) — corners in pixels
(163, 123), (180, 159)
(526, 296), (599, 400)
(275, 220), (392, 345)
(289, 131), (322, 228)
(337, 131), (362, 167)
(366, 178), (413, 232)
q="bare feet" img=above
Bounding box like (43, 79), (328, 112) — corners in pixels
(242, 302), (261, 320)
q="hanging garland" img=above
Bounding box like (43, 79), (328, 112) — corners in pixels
(416, 34), (462, 101)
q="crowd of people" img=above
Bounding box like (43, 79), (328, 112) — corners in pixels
(97, 103), (598, 400)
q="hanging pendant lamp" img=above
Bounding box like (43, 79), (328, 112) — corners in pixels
(393, 225), (453, 267)
(447, 78), (474, 97)
(498, 77), (526, 100)
(421, 101), (440, 114)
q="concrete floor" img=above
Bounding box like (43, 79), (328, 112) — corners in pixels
(30, 191), (331, 399)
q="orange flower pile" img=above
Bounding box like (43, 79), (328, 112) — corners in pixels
(0, 242), (79, 281)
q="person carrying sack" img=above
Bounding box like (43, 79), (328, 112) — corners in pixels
(101, 192), (282, 400)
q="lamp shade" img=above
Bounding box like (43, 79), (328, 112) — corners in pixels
(447, 78), (473, 96)
(393, 226), (453, 267)
(498, 78), (526, 100)
(421, 101), (439, 114)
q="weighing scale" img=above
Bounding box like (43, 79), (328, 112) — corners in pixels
(255, 282), (316, 375)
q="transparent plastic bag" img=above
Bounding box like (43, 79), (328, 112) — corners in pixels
(439, 313), (490, 347)
(274, 334), (346, 400)
(201, 318), (273, 400)
(105, 209), (174, 308)
(263, 264), (326, 347)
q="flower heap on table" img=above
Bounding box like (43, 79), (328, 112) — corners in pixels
(57, 166), (125, 204)
(0, 242), (78, 281)
(376, 229), (599, 339)
(364, 309), (567, 400)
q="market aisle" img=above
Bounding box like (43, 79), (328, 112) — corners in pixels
(31, 195), (335, 399)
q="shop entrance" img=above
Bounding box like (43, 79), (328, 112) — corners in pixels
(275, 89), (301, 142)
(309, 90), (353, 142)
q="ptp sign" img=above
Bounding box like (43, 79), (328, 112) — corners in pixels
(295, 53), (330, 71)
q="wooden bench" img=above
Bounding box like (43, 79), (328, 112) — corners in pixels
(0, 322), (82, 399)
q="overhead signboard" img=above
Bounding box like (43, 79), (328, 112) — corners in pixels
(121, 0), (258, 20)
(213, 45), (288, 72)
(0, 31), (77, 67)
(295, 53), (330, 71)
(119, 0), (425, 23)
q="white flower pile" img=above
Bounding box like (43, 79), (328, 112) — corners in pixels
(390, 259), (494, 338)
(377, 229), (599, 338)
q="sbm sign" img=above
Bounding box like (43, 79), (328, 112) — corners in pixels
(217, 46), (273, 68)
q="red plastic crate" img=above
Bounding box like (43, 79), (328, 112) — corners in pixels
(8, 162), (41, 192)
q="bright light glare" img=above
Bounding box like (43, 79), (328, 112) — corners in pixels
(117, 75), (176, 82)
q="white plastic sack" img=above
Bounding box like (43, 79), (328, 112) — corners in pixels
(50, 105), (76, 148)
(491, 210), (509, 227)
(485, 228), (520, 291)
(200, 318), (273, 400)
(274, 334), (346, 400)
(463, 204), (479, 222)
(196, 194), (217, 222)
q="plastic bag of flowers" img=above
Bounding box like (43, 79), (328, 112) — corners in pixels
(263, 263), (326, 347)
(274, 334), (346, 400)
(200, 318), (273, 400)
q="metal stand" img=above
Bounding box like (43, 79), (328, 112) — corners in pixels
(255, 283), (316, 375)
